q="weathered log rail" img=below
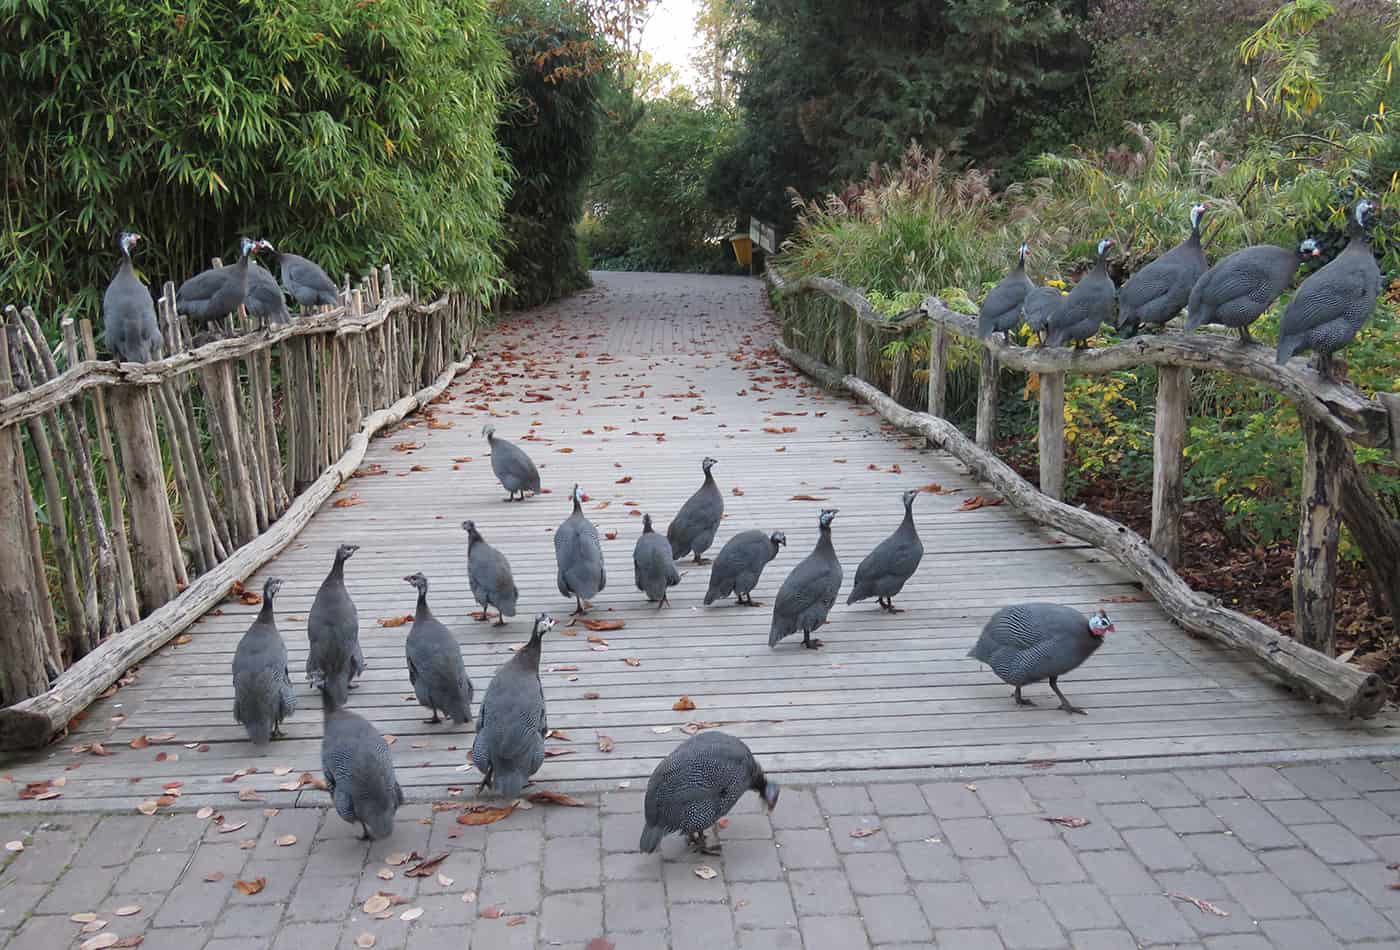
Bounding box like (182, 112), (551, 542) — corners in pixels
(0, 265), (480, 748)
(769, 265), (1395, 718)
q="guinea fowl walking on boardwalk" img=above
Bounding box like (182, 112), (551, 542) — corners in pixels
(640, 731), (779, 855)
(1045, 239), (1117, 349)
(403, 573), (473, 726)
(769, 509), (843, 650)
(847, 489), (923, 613)
(704, 530), (786, 607)
(464, 520), (518, 625)
(483, 425), (541, 501)
(472, 613), (554, 798)
(1185, 238), (1320, 343)
(668, 457), (723, 564)
(244, 241), (291, 329)
(1116, 203), (1208, 336)
(176, 236), (257, 339)
(307, 543), (365, 708)
(102, 231), (163, 363)
(321, 687), (404, 840)
(968, 603), (1114, 714)
(1276, 200), (1382, 379)
(978, 242), (1034, 340)
(232, 577), (296, 745)
(634, 513), (681, 607)
(555, 484), (606, 616)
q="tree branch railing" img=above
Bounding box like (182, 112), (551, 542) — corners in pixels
(768, 265), (1395, 718)
(0, 264), (481, 748)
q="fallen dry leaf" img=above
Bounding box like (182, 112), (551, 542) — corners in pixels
(680, 720), (718, 735)
(597, 735), (615, 752)
(604, 530), (618, 540)
(543, 748), (575, 757)
(624, 657), (641, 667)
(376, 869), (394, 881)
(404, 854), (448, 878)
(80, 920), (108, 934)
(233, 877), (266, 896)
(113, 905), (141, 917)
(582, 691), (601, 700)
(129, 735), (149, 750)
(789, 494), (828, 501)
(385, 852), (409, 866)
(275, 835), (297, 847)
(1042, 816), (1090, 828)
(527, 790), (584, 807)
(586, 635), (608, 646)
(355, 934), (376, 949)
(4, 840), (24, 852)
(673, 696), (697, 711)
(237, 788), (263, 803)
(79, 935), (119, 950)
(585, 940), (616, 950)
(616, 475), (632, 484)
(849, 827), (881, 838)
(203, 871), (225, 883)
(135, 801), (159, 816)
(506, 915), (527, 926)
(332, 495), (363, 508)
(581, 618), (624, 632)
(71, 913), (99, 924)
(1168, 892), (1230, 917)
(111, 938), (143, 949)
(378, 615), (414, 628)
(195, 806), (215, 820)
(458, 803), (517, 826)
(363, 895), (392, 914)
(400, 907), (423, 922)
(693, 865), (718, 880)
(480, 905), (503, 919)
(956, 494), (1005, 511)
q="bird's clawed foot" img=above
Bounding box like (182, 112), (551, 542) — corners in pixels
(687, 827), (723, 854)
(878, 598), (903, 614)
(801, 634), (824, 650)
(1049, 679), (1086, 715)
(424, 713), (442, 724)
(1013, 688), (1036, 707)
(693, 556), (711, 566)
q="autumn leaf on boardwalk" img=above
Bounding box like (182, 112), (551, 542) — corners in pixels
(789, 494), (828, 501)
(527, 790), (584, 807)
(1041, 816), (1090, 828)
(672, 696), (697, 711)
(582, 618), (624, 632)
(332, 494), (363, 508)
(597, 735), (615, 752)
(391, 441), (423, 452)
(457, 803), (516, 826)
(920, 482), (955, 494)
(404, 854), (448, 877)
(543, 748), (575, 757)
(1168, 892), (1229, 917)
(378, 615), (414, 628)
(234, 877), (267, 896)
(956, 495), (1004, 511)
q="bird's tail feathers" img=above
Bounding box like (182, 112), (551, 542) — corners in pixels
(639, 824), (665, 853)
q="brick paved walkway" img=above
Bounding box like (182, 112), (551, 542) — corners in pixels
(8, 759), (1400, 949)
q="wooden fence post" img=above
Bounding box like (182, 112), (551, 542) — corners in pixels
(108, 385), (181, 615)
(975, 348), (997, 450)
(1038, 372), (1066, 501)
(854, 320), (870, 381)
(1293, 414), (1347, 656)
(1151, 366), (1191, 566)
(927, 322), (947, 418)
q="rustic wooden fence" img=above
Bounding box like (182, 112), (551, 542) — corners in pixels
(0, 265), (479, 748)
(769, 267), (1400, 719)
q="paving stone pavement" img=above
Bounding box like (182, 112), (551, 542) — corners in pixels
(8, 760), (1400, 948)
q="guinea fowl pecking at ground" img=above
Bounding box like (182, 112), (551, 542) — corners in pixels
(482, 424), (541, 501)
(464, 520), (519, 626)
(101, 230), (163, 364)
(668, 456), (723, 564)
(704, 529), (786, 607)
(640, 730), (779, 856)
(232, 577), (296, 745)
(276, 249), (341, 308)
(176, 236), (257, 339)
(403, 573), (473, 726)
(1116, 203), (1208, 336)
(634, 513), (681, 608)
(968, 603), (1114, 714)
(846, 489), (923, 613)
(977, 242), (1034, 340)
(555, 484), (606, 616)
(769, 509), (843, 650)
(1276, 200), (1383, 379)
(244, 241), (291, 329)
(1045, 239), (1117, 349)
(306, 543), (365, 707)
(321, 687), (404, 840)
(1185, 238), (1320, 343)
(471, 613), (554, 798)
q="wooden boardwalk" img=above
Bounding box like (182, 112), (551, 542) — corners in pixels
(5, 271), (1398, 812)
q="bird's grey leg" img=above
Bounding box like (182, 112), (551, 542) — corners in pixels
(424, 710), (442, 724)
(699, 824), (723, 855)
(1048, 677), (1087, 715)
(1013, 686), (1035, 707)
(1238, 326), (1253, 345)
(358, 822), (372, 841)
(801, 630), (823, 650)
(571, 596), (586, 617)
(493, 609), (507, 627)
(474, 609), (490, 622)
(1316, 353), (1334, 381)
(693, 553), (711, 566)
(475, 770), (492, 796)
(686, 831), (704, 851)
(883, 598), (903, 614)
(657, 593), (668, 610)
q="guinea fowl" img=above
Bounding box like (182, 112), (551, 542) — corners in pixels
(704, 530), (786, 607)
(483, 425), (542, 501)
(102, 231), (163, 363)
(1186, 238), (1321, 343)
(277, 249), (340, 308)
(176, 236), (257, 338)
(1045, 239), (1117, 349)
(321, 688), (404, 840)
(978, 242), (1034, 340)
(769, 509), (843, 650)
(1276, 200), (1382, 379)
(846, 489), (923, 613)
(232, 577), (296, 745)
(244, 241), (291, 329)
(668, 457), (723, 564)
(634, 513), (681, 607)
(640, 731), (779, 855)
(471, 613), (554, 798)
(555, 484), (606, 616)
(403, 573), (473, 726)
(1116, 203), (1208, 336)
(1023, 285), (1066, 344)
(306, 543), (365, 708)
(968, 603), (1114, 714)
(464, 520), (518, 625)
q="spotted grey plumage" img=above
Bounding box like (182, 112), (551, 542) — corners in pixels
(472, 613), (555, 798)
(321, 688), (404, 840)
(244, 242), (291, 328)
(640, 730), (779, 855)
(704, 529), (786, 607)
(769, 509), (842, 650)
(555, 484), (606, 616)
(846, 489), (923, 612)
(1116, 203), (1208, 335)
(967, 603), (1114, 714)
(668, 457), (723, 564)
(464, 520), (518, 625)
(1045, 239), (1116, 348)
(403, 573), (473, 726)
(306, 543), (365, 708)
(176, 236), (257, 337)
(483, 425), (541, 501)
(1185, 238), (1320, 343)
(102, 231), (163, 363)
(232, 577), (296, 745)
(634, 513), (681, 608)
(1022, 285), (1065, 343)
(978, 243), (1034, 340)
(278, 250), (340, 308)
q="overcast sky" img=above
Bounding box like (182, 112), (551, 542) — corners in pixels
(640, 0), (702, 90)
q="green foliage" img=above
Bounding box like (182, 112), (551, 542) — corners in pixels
(1, 0), (509, 320)
(495, 0), (607, 308)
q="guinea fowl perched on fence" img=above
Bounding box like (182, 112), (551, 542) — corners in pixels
(1276, 200), (1382, 379)
(244, 242), (291, 329)
(464, 520), (519, 626)
(634, 513), (681, 608)
(555, 484), (606, 616)
(640, 731), (780, 856)
(276, 249), (341, 308)
(968, 603), (1114, 714)
(704, 530), (786, 607)
(1185, 238), (1321, 343)
(321, 688), (404, 840)
(101, 231), (163, 364)
(1022, 284), (1066, 344)
(231, 577), (296, 745)
(1116, 203), (1208, 336)
(770, 509), (843, 650)
(847, 489), (923, 613)
(472, 613), (554, 799)
(1045, 239), (1117, 348)
(306, 544), (364, 708)
(176, 236), (257, 339)
(668, 456), (723, 564)
(403, 573), (473, 726)
(978, 242), (1034, 340)
(483, 425), (541, 501)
